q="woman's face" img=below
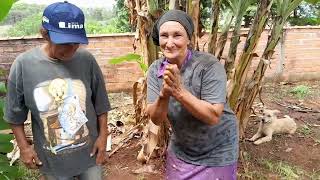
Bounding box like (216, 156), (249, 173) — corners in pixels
(159, 21), (190, 64)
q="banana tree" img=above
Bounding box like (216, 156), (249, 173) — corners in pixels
(228, 0), (273, 109)
(0, 0), (15, 22)
(187, 0), (201, 50)
(232, 0), (303, 138)
(122, 0), (173, 163)
(215, 9), (234, 59)
(224, 0), (256, 79)
(208, 0), (221, 54)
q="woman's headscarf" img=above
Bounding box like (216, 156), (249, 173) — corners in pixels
(152, 10), (194, 46)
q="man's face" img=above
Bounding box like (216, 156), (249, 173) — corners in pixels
(48, 43), (80, 61)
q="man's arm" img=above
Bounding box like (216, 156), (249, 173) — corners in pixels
(97, 113), (108, 138)
(90, 112), (108, 165)
(10, 123), (42, 169)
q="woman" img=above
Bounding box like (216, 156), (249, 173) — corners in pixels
(146, 10), (238, 180)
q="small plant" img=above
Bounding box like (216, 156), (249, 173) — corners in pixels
(298, 124), (312, 136)
(0, 81), (25, 180)
(137, 174), (146, 180)
(308, 170), (320, 180)
(261, 160), (302, 179)
(276, 162), (302, 179)
(17, 162), (41, 180)
(290, 85), (310, 99)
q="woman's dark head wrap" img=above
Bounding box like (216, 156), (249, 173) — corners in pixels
(152, 10), (194, 46)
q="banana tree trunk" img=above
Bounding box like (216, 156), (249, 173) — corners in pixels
(169, 0), (179, 9)
(225, 14), (242, 80)
(129, 0), (169, 163)
(234, 15), (288, 138)
(187, 0), (200, 50)
(208, 0), (221, 54)
(215, 15), (234, 60)
(135, 0), (158, 66)
(228, 0), (273, 109)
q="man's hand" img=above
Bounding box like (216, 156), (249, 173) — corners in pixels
(20, 145), (42, 169)
(90, 135), (107, 166)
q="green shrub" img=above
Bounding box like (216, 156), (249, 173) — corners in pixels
(6, 13), (42, 37)
(289, 17), (320, 26)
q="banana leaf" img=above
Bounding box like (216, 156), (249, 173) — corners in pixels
(0, 134), (13, 153)
(109, 54), (142, 64)
(0, 0), (15, 22)
(0, 161), (23, 180)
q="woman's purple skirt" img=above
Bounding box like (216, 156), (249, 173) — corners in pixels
(165, 151), (237, 180)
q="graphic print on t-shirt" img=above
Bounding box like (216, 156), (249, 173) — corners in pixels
(34, 78), (89, 154)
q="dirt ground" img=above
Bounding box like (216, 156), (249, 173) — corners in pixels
(104, 81), (320, 180)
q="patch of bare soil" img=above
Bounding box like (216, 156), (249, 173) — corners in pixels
(105, 139), (165, 180)
(104, 92), (165, 179)
(104, 81), (320, 180)
(239, 81), (320, 179)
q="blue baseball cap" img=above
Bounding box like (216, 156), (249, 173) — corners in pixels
(42, 1), (88, 44)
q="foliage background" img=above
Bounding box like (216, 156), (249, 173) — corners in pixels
(0, 0), (319, 37)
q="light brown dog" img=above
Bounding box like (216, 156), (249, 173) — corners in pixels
(248, 109), (297, 145)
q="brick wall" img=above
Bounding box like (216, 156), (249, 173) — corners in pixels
(0, 27), (319, 92)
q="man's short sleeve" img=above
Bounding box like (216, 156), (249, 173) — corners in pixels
(200, 62), (227, 104)
(91, 57), (111, 115)
(147, 62), (161, 104)
(4, 58), (29, 124)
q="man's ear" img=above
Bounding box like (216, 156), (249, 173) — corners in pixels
(40, 27), (50, 41)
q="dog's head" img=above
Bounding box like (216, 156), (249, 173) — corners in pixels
(261, 109), (280, 123)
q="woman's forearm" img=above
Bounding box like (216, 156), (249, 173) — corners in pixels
(146, 96), (170, 125)
(174, 88), (224, 125)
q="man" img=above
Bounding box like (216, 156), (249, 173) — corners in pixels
(4, 1), (110, 179)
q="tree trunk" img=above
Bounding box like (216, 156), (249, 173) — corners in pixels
(228, 0), (273, 109)
(234, 15), (286, 138)
(135, 0), (158, 66)
(275, 29), (286, 81)
(225, 14), (242, 80)
(169, 0), (179, 9)
(215, 14), (233, 60)
(187, 0), (200, 50)
(224, 0), (255, 80)
(208, 0), (221, 54)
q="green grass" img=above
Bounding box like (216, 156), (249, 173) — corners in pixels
(16, 162), (41, 180)
(137, 174), (146, 180)
(307, 170), (320, 180)
(298, 124), (312, 136)
(290, 85), (311, 99)
(261, 160), (301, 179)
(259, 159), (320, 179)
(238, 170), (268, 180)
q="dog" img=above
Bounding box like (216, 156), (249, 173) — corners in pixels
(248, 109), (297, 145)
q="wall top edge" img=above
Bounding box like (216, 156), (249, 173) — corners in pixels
(0, 26), (319, 41)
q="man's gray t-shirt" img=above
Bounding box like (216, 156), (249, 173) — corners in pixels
(4, 47), (111, 177)
(147, 51), (238, 166)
